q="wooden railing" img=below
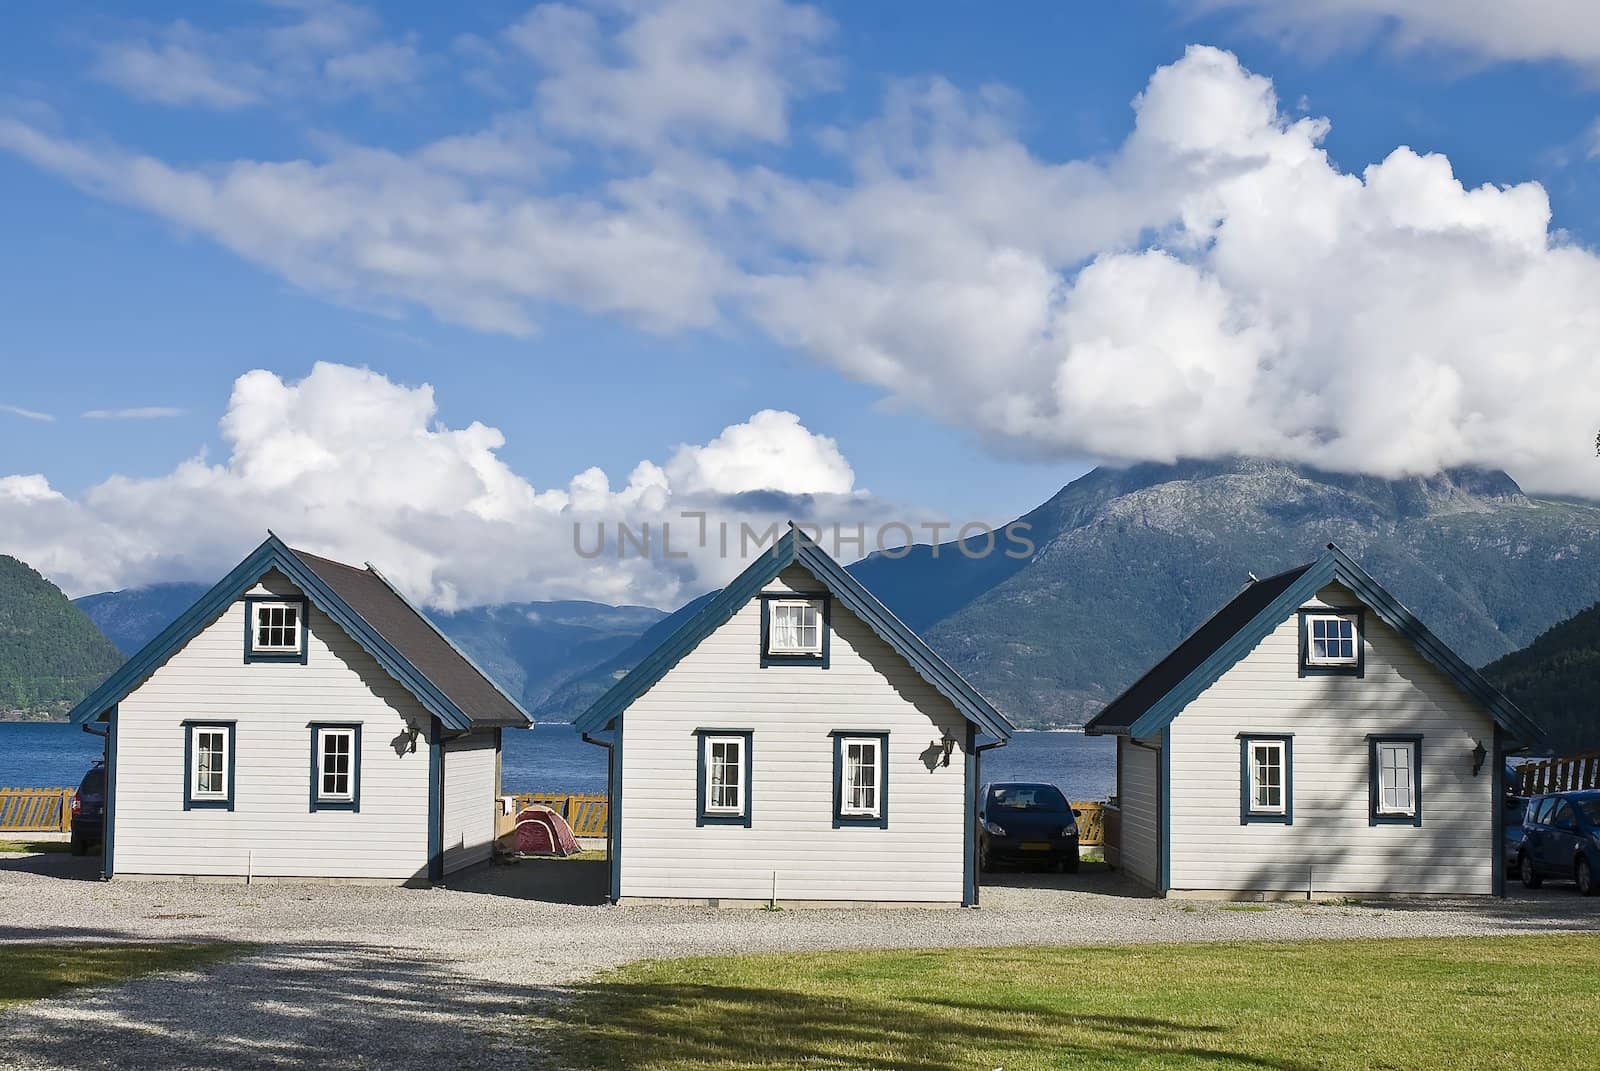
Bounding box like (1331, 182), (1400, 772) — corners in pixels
(1516, 752), (1600, 796)
(0, 787), (73, 833)
(510, 792), (609, 837)
(1072, 801), (1106, 846)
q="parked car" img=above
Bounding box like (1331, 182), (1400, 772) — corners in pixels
(69, 762), (106, 857)
(978, 782), (1079, 873)
(1517, 790), (1600, 896)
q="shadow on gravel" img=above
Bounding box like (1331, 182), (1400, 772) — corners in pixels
(980, 858), (1157, 899)
(447, 856), (609, 905)
(1345, 889), (1600, 930)
(0, 941), (540, 1071)
(0, 852), (103, 881)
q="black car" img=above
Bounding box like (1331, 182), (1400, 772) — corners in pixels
(978, 782), (1079, 872)
(70, 762), (106, 856)
(1518, 790), (1600, 896)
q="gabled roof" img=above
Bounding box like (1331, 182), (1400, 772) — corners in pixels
(572, 525), (1015, 742)
(1083, 544), (1546, 747)
(68, 534), (530, 732)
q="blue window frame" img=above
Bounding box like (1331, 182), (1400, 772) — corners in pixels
(243, 596), (309, 664)
(1369, 734), (1423, 826)
(1238, 733), (1293, 824)
(309, 722), (362, 812)
(1298, 608), (1364, 677)
(832, 731), (889, 828)
(759, 594), (830, 668)
(695, 729), (752, 827)
(182, 720), (236, 811)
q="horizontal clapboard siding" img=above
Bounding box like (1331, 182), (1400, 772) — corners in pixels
(619, 567), (968, 902)
(1118, 737), (1160, 888)
(442, 730), (497, 874)
(112, 571), (432, 881)
(1168, 583), (1495, 895)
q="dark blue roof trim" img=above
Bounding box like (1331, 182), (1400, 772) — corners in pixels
(573, 525), (1015, 742)
(68, 534), (481, 732)
(1115, 543), (1545, 747)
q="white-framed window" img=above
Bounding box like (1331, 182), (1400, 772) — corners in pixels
(767, 599), (823, 656)
(316, 727), (356, 802)
(251, 600), (302, 653)
(841, 738), (881, 816)
(1248, 740), (1286, 815)
(190, 725), (229, 801)
(1305, 613), (1358, 666)
(703, 735), (746, 815)
(1376, 740), (1417, 816)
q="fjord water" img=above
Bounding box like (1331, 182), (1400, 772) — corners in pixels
(0, 721), (1115, 798)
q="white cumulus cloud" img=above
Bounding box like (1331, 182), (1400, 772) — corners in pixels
(0, 363), (907, 608)
(3, 6), (1598, 496)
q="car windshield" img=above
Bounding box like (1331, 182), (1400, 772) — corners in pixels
(988, 785), (1069, 812)
(1576, 798), (1600, 827)
(79, 768), (104, 794)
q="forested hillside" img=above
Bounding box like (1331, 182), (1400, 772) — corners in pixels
(1484, 603), (1600, 753)
(0, 555), (124, 717)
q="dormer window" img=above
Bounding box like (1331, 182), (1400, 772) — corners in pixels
(245, 597), (309, 663)
(761, 595), (829, 666)
(1299, 610), (1362, 676)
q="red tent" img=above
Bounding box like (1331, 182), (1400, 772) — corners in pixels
(513, 805), (582, 857)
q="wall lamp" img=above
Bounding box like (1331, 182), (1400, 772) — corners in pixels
(933, 731), (957, 768)
(1471, 739), (1487, 777)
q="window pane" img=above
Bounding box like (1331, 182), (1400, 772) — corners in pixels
(844, 741), (879, 814)
(707, 739), (742, 811)
(1250, 742), (1282, 810)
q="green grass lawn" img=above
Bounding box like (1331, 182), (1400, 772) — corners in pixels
(543, 935), (1600, 1070)
(0, 944), (245, 1010)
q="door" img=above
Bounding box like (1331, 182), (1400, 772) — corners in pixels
(1547, 801), (1582, 879)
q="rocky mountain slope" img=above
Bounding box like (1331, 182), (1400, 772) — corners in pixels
(893, 458), (1600, 725)
(0, 556), (124, 718)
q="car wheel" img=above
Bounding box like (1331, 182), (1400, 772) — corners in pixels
(978, 837), (991, 872)
(1065, 851), (1080, 874)
(69, 830), (86, 857)
(1578, 857), (1598, 897)
(1519, 852), (1542, 889)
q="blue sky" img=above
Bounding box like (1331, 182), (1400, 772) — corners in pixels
(2, 1), (1599, 606)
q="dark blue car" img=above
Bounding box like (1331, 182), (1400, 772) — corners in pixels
(1517, 790), (1600, 896)
(977, 782), (1079, 873)
(69, 762), (106, 857)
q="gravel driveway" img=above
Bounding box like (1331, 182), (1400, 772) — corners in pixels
(2, 851), (1596, 1070)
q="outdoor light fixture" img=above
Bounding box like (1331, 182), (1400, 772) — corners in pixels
(1471, 740), (1487, 777)
(406, 727), (420, 754)
(935, 731), (957, 767)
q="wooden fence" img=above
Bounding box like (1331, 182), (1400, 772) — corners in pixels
(510, 792), (610, 837)
(0, 787), (74, 834)
(1071, 801), (1105, 846)
(1516, 751), (1600, 796)
(504, 793), (1105, 845)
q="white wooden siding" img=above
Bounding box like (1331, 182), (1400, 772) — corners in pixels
(1117, 736), (1160, 888)
(442, 730), (498, 874)
(1167, 583), (1496, 895)
(617, 566), (971, 903)
(111, 570), (433, 881)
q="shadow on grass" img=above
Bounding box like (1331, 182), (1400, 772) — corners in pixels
(538, 978), (1315, 1071)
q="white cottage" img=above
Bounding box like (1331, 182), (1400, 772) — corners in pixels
(1086, 544), (1546, 898)
(68, 534), (530, 884)
(572, 525), (1015, 906)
